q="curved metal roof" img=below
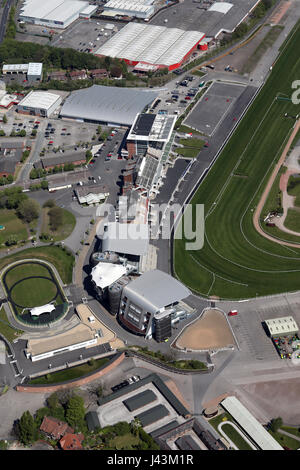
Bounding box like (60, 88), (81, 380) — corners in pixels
(60, 85), (158, 125)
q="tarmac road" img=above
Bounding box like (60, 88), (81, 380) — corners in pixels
(0, 0), (13, 44)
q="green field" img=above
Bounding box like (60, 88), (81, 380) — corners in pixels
(0, 246), (74, 284)
(0, 307), (23, 342)
(0, 209), (28, 245)
(221, 423), (253, 450)
(29, 358), (110, 384)
(287, 175), (300, 206)
(3, 261), (65, 313)
(41, 207), (76, 242)
(174, 21), (300, 299)
(176, 137), (205, 158)
(284, 208), (300, 233)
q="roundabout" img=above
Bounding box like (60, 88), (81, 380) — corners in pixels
(2, 260), (68, 326)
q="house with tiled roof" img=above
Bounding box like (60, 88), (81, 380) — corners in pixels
(59, 433), (84, 450)
(40, 416), (73, 440)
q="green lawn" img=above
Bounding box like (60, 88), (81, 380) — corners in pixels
(176, 147), (200, 158)
(0, 307), (23, 342)
(0, 209), (28, 245)
(174, 20), (300, 299)
(283, 208), (300, 233)
(3, 261), (66, 314)
(221, 423), (253, 450)
(10, 277), (59, 309)
(4, 262), (49, 287)
(287, 175), (300, 207)
(177, 125), (203, 136)
(268, 429), (300, 450)
(281, 426), (300, 439)
(41, 207), (76, 242)
(242, 25), (285, 74)
(0, 246), (74, 284)
(179, 138), (205, 149)
(29, 358), (110, 384)
(110, 433), (139, 450)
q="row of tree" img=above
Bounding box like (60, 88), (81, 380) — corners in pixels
(0, 39), (127, 73)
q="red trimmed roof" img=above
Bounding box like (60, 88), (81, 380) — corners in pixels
(60, 433), (84, 450)
(40, 416), (73, 440)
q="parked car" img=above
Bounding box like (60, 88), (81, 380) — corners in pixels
(228, 310), (238, 316)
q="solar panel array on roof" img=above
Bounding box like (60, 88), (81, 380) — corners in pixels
(133, 114), (156, 136)
(136, 154), (159, 191)
(123, 389), (157, 412)
(135, 404), (169, 427)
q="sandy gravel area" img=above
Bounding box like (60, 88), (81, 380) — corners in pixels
(175, 309), (236, 351)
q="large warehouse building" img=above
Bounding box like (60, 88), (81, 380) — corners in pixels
(60, 85), (157, 126)
(95, 22), (205, 71)
(19, 0), (98, 29)
(17, 91), (62, 117)
(103, 0), (155, 19)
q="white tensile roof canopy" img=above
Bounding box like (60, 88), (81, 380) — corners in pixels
(30, 304), (56, 317)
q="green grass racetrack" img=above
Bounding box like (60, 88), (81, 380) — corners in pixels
(174, 21), (300, 299)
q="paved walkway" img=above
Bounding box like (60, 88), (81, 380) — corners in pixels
(74, 217), (102, 286)
(253, 119), (300, 248)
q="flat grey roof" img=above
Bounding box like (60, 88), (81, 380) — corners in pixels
(101, 222), (149, 256)
(123, 389), (157, 412)
(123, 269), (190, 313)
(85, 411), (100, 431)
(135, 404), (169, 427)
(60, 85), (158, 126)
(98, 373), (190, 418)
(176, 435), (201, 450)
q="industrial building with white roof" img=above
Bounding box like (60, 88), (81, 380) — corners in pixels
(17, 90), (62, 117)
(95, 22), (205, 71)
(103, 0), (154, 19)
(19, 0), (97, 29)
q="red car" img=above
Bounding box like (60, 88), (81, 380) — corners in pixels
(185, 96), (191, 100)
(107, 153), (112, 157)
(35, 121), (40, 124)
(48, 141), (54, 144)
(204, 142), (209, 148)
(23, 79), (27, 82)
(228, 310), (238, 317)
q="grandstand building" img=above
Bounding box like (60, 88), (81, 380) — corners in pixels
(118, 269), (191, 340)
(95, 22), (205, 71)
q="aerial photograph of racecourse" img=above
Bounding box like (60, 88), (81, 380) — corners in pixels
(0, 0), (299, 455)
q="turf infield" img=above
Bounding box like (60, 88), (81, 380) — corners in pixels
(174, 21), (300, 299)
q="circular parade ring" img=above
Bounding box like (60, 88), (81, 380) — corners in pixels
(2, 260), (66, 326)
(8, 275), (59, 309)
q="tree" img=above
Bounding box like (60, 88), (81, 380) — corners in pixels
(269, 417), (283, 433)
(47, 392), (59, 410)
(65, 395), (86, 431)
(18, 198), (40, 223)
(43, 199), (56, 208)
(85, 150), (92, 161)
(110, 65), (122, 78)
(2, 114), (7, 124)
(48, 206), (63, 231)
(17, 411), (37, 445)
(5, 234), (18, 246)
